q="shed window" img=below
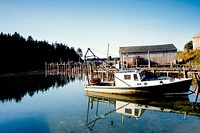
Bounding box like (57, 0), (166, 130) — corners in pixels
(133, 74), (139, 81)
(124, 75), (131, 80)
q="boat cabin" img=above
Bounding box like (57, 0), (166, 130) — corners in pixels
(116, 101), (144, 119)
(114, 69), (145, 87)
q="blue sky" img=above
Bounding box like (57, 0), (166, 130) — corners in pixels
(0, 0), (200, 58)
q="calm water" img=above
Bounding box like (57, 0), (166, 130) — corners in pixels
(0, 73), (200, 133)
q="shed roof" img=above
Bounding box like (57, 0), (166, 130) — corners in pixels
(119, 44), (177, 54)
(193, 32), (200, 39)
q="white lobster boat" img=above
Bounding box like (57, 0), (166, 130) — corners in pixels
(85, 69), (192, 95)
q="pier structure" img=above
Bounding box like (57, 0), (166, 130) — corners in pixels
(45, 61), (200, 98)
(142, 66), (200, 79)
(45, 62), (200, 79)
(45, 61), (86, 76)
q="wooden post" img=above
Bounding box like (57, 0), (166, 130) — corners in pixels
(195, 80), (200, 103)
(45, 62), (47, 76)
(121, 53), (124, 70)
(148, 51), (150, 68)
(136, 58), (138, 68)
(183, 67), (187, 78)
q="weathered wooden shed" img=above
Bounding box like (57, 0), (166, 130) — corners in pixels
(193, 32), (200, 50)
(119, 44), (177, 67)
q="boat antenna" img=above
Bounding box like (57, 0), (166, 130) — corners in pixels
(107, 43), (109, 62)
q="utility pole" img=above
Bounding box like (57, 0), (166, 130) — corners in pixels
(107, 43), (109, 62)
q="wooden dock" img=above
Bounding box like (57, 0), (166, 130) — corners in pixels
(142, 67), (200, 79)
(45, 62), (200, 79)
(45, 62), (86, 75)
(45, 62), (200, 99)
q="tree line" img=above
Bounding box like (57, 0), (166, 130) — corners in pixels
(0, 73), (77, 102)
(0, 32), (83, 74)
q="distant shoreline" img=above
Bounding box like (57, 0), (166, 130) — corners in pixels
(0, 70), (45, 78)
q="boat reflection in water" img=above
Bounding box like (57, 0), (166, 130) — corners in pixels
(85, 91), (200, 131)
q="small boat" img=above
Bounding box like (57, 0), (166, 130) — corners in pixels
(85, 69), (192, 95)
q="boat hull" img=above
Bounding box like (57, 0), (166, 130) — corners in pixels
(85, 78), (192, 95)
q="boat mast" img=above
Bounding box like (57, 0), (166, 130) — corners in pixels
(107, 43), (109, 62)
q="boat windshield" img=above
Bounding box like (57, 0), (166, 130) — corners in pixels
(139, 70), (145, 80)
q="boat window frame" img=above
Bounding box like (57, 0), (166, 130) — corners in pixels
(135, 108), (140, 116)
(133, 74), (139, 81)
(125, 108), (132, 114)
(124, 74), (131, 80)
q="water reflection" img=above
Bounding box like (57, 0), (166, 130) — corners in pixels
(85, 91), (200, 131)
(0, 72), (84, 103)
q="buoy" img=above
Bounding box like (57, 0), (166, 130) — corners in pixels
(90, 77), (101, 84)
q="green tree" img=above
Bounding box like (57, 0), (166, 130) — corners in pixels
(27, 36), (34, 42)
(194, 55), (200, 64)
(184, 41), (193, 50)
(76, 48), (83, 57)
(0, 32), (82, 73)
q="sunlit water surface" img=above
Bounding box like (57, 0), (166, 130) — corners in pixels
(0, 74), (200, 133)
